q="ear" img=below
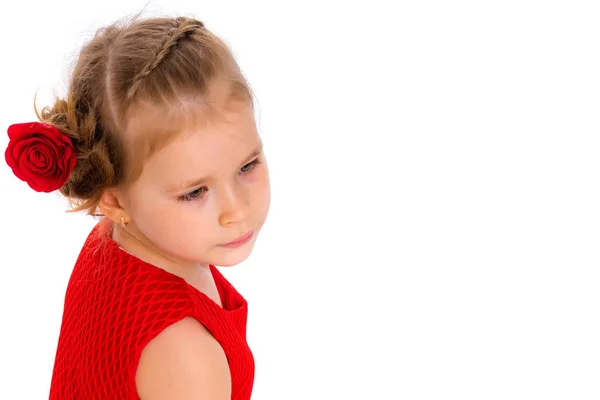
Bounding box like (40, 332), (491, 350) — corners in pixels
(98, 188), (130, 225)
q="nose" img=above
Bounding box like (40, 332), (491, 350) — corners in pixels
(218, 183), (250, 226)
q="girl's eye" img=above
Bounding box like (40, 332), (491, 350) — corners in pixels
(240, 158), (261, 174)
(180, 187), (207, 202)
(179, 158), (260, 202)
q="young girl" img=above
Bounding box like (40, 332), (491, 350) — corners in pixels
(4, 14), (270, 400)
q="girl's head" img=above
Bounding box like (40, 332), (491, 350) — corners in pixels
(20, 15), (270, 267)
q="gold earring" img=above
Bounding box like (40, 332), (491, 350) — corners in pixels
(120, 217), (128, 227)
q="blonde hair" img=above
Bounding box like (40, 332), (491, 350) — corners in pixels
(36, 15), (253, 215)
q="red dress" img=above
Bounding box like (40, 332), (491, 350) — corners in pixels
(48, 218), (255, 399)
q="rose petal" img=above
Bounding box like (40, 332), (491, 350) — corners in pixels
(11, 136), (38, 159)
(25, 169), (61, 193)
(5, 142), (17, 170)
(29, 144), (54, 174)
(29, 148), (45, 171)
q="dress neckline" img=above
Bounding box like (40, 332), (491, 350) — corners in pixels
(96, 218), (246, 314)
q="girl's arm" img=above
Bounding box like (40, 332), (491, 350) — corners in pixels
(136, 317), (231, 399)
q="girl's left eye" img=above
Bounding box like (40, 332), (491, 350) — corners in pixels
(240, 158), (260, 174)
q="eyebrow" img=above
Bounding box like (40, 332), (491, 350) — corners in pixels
(167, 142), (264, 193)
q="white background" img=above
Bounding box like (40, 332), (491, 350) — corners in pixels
(1, 0), (599, 399)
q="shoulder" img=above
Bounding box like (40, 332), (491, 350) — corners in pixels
(135, 317), (231, 400)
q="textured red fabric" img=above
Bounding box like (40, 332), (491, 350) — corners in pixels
(48, 218), (254, 399)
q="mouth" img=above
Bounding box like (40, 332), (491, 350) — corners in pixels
(219, 231), (254, 248)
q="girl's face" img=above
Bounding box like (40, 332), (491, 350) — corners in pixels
(120, 100), (270, 268)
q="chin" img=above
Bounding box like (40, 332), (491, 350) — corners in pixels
(212, 254), (251, 267)
(211, 243), (256, 267)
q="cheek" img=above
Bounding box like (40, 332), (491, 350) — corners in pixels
(126, 183), (161, 217)
(132, 198), (215, 255)
(126, 185), (180, 235)
(123, 180), (217, 260)
(253, 169), (271, 215)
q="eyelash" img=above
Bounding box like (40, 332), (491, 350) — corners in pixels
(240, 158), (261, 174)
(179, 158), (262, 202)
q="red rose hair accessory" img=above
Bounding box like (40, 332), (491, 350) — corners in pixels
(4, 122), (77, 193)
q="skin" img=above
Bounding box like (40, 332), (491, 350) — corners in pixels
(97, 94), (270, 399)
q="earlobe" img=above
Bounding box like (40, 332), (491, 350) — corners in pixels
(98, 188), (130, 225)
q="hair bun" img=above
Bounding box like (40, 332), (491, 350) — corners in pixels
(64, 140), (115, 199)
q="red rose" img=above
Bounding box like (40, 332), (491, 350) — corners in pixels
(5, 122), (77, 193)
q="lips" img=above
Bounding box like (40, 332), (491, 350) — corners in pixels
(221, 231), (254, 247)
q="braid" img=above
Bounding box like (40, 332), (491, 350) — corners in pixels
(127, 18), (204, 99)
